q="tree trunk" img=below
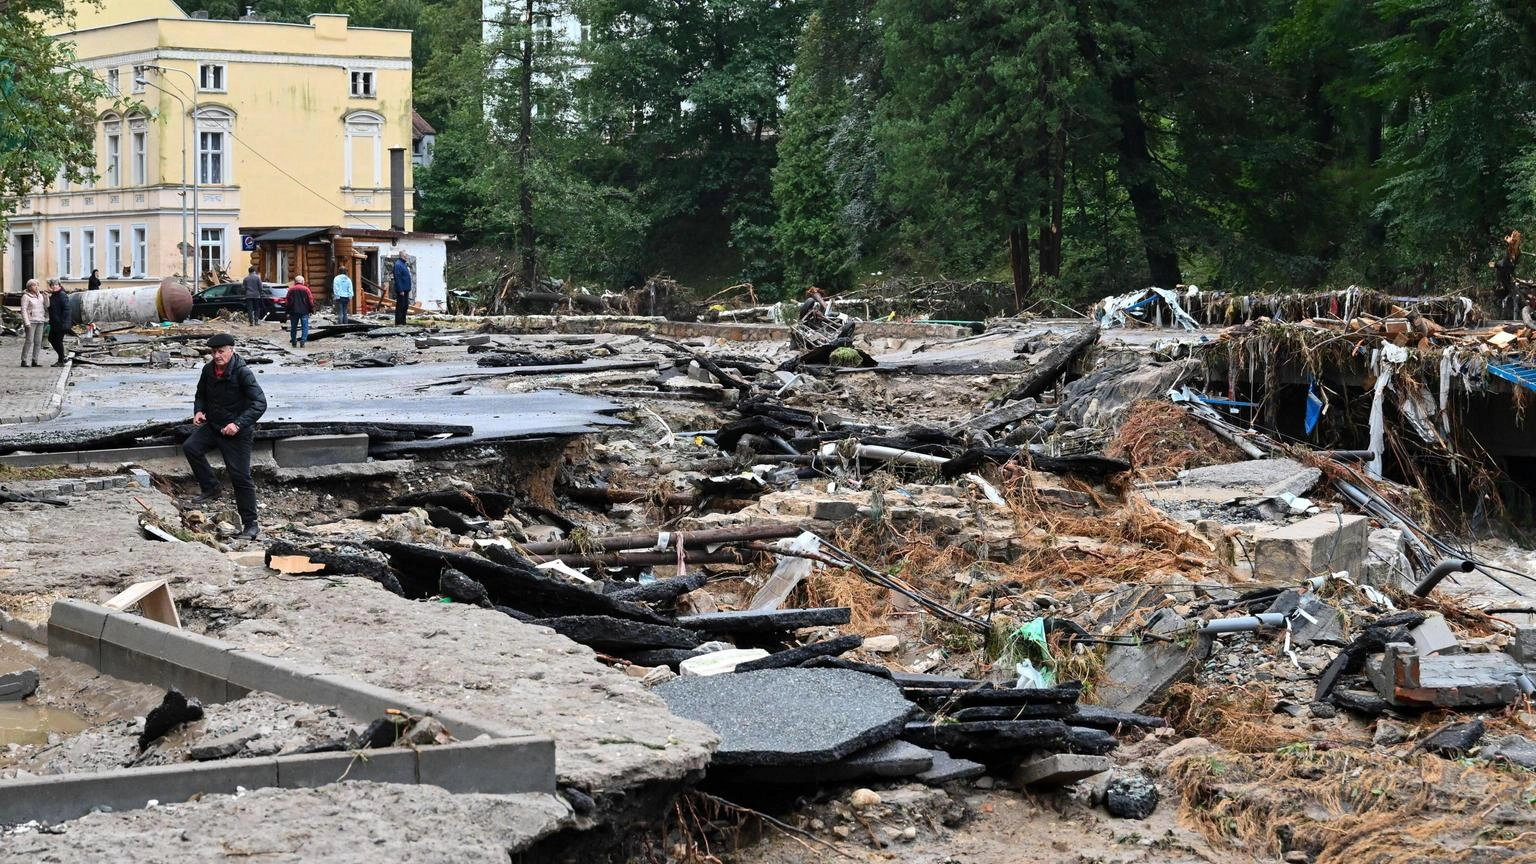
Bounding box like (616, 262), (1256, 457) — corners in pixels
(1008, 225), (1031, 311)
(1039, 127), (1066, 278)
(517, 0), (536, 292)
(1110, 74), (1181, 288)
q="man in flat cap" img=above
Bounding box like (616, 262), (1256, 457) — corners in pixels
(183, 333), (267, 539)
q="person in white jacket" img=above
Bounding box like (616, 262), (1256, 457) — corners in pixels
(19, 280), (47, 367)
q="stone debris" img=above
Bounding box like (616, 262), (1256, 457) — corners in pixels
(655, 668), (912, 767)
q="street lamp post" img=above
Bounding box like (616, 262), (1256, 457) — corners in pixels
(136, 77), (188, 280)
(142, 65), (199, 283)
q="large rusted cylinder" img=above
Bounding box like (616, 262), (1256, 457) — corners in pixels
(69, 278), (194, 324)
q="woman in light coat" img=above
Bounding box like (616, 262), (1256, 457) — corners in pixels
(19, 280), (47, 367)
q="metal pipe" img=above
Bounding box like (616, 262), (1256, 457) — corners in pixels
(69, 278), (193, 324)
(1412, 559), (1477, 597)
(1198, 612), (1288, 634)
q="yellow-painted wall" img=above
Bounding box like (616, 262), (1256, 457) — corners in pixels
(7, 2), (414, 292)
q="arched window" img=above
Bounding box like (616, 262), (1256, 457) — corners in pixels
(101, 112), (122, 187)
(195, 106), (235, 185)
(127, 112), (150, 186)
(343, 110), (384, 189)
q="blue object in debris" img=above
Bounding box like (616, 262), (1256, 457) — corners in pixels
(1489, 363), (1536, 394)
(1305, 377), (1324, 435)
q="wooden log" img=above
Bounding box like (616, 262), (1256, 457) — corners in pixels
(997, 325), (1100, 403)
(640, 334), (756, 394)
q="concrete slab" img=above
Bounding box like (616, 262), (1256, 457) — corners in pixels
(656, 668), (912, 767)
(915, 749), (986, 785)
(1267, 591), (1347, 646)
(1095, 608), (1210, 712)
(46, 599), (110, 668)
(736, 738), (933, 785)
(1015, 753), (1113, 788)
(417, 737), (558, 795)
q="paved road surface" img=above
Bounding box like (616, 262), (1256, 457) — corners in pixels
(38, 358), (626, 443)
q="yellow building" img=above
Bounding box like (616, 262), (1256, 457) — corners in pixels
(2, 0), (416, 293)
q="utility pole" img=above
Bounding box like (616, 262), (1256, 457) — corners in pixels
(518, 0), (536, 292)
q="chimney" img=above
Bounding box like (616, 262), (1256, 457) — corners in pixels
(389, 147), (407, 233)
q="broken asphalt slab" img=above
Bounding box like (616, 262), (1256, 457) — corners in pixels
(676, 607), (852, 637)
(733, 739), (934, 785)
(655, 668), (912, 767)
(530, 615), (704, 653)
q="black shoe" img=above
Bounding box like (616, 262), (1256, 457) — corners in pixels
(234, 524), (260, 540)
(30, 361), (39, 367)
(51, 360), (65, 367)
(185, 491), (221, 506)
(18, 362), (25, 368)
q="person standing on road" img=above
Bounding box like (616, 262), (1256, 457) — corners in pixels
(19, 280), (46, 368)
(331, 268), (353, 324)
(46, 280), (72, 366)
(87, 269), (101, 291)
(286, 275), (315, 347)
(184, 333), (266, 540)
(242, 266), (265, 326)
(391, 253), (412, 325)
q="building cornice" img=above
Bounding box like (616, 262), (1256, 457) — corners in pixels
(76, 48), (410, 72)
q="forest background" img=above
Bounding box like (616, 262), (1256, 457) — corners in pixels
(17, 0), (1536, 311)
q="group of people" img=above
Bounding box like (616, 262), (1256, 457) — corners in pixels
(18, 278), (74, 367)
(238, 253), (417, 346)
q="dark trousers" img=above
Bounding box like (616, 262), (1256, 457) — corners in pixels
(394, 293), (410, 325)
(335, 297), (350, 323)
(183, 423), (259, 527)
(48, 328), (66, 363)
(246, 298), (263, 326)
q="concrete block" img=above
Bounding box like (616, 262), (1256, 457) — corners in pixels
(1252, 512), (1369, 580)
(272, 434), (369, 468)
(128, 467), (153, 487)
(1015, 753), (1114, 788)
(417, 737), (557, 795)
(46, 600), (111, 668)
(276, 747), (418, 789)
(227, 650), (337, 706)
(0, 452), (80, 468)
(99, 615), (238, 703)
(77, 444), (184, 465)
(1409, 614), (1460, 657)
(1368, 642), (1524, 708)
(313, 674), (433, 723)
(1509, 629), (1536, 664)
(0, 758), (279, 826)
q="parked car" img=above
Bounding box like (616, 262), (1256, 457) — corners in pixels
(190, 281), (288, 322)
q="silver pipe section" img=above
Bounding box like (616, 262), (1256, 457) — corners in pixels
(1412, 559), (1477, 598)
(1199, 612), (1287, 634)
(68, 278), (193, 325)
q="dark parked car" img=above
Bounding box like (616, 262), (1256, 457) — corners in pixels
(190, 281), (288, 322)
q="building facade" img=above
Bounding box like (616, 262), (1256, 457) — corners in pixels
(2, 0), (417, 293)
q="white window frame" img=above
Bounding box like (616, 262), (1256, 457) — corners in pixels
(57, 229), (73, 278)
(131, 126), (148, 186)
(106, 226), (123, 278)
(349, 69), (376, 99)
(103, 118), (122, 187)
(198, 226), (226, 279)
(131, 224), (148, 278)
(343, 111), (384, 189)
(196, 108), (234, 185)
(131, 65), (147, 93)
(198, 63), (226, 93)
(106, 69), (120, 95)
(82, 229), (96, 277)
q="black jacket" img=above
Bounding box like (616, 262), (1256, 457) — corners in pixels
(47, 291), (71, 330)
(194, 354), (267, 429)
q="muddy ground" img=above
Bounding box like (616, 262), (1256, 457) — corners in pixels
(0, 309), (1533, 863)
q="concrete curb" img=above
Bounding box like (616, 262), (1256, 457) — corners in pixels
(0, 360), (71, 425)
(10, 599), (558, 826)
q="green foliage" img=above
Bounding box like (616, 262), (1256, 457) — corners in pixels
(0, 0), (112, 232)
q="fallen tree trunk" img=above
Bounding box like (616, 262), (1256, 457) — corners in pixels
(640, 334), (756, 394)
(998, 325), (1099, 403)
